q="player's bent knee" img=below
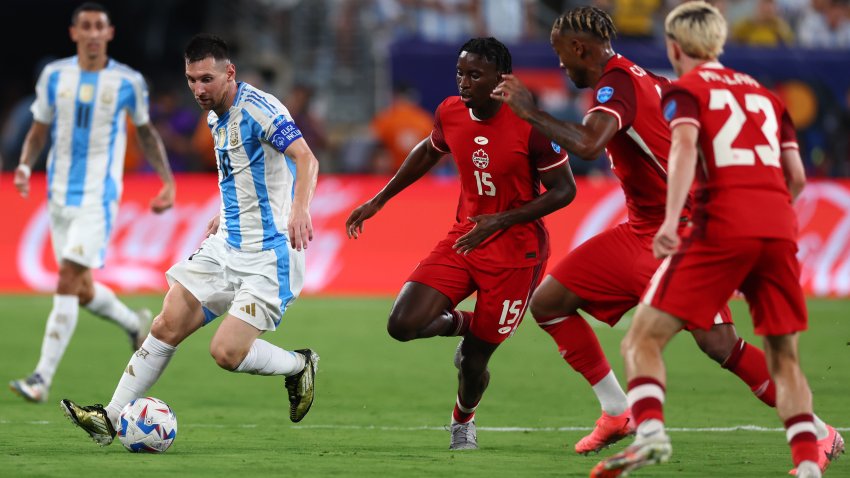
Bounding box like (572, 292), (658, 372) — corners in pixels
(150, 314), (186, 346)
(386, 317), (417, 342)
(209, 342), (248, 371)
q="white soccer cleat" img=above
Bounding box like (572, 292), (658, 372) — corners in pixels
(449, 420), (478, 450)
(9, 373), (48, 403)
(591, 433), (672, 477)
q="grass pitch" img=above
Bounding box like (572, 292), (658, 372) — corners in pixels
(1, 296), (847, 477)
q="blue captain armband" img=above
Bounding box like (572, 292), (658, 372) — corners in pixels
(268, 116), (303, 153)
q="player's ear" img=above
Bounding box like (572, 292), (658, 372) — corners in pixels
(226, 63), (236, 81)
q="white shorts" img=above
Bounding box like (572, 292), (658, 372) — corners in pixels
(166, 234), (305, 331)
(48, 201), (119, 269)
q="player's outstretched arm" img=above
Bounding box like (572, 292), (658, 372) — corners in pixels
(136, 123), (176, 213)
(345, 138), (444, 239)
(453, 163), (577, 254)
(654, 123), (698, 259)
(284, 137), (320, 251)
(492, 74), (618, 160)
(14, 121), (50, 198)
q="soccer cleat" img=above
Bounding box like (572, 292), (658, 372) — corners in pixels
(129, 308), (153, 351)
(59, 399), (116, 446)
(590, 434), (672, 477)
(576, 410), (636, 455)
(789, 425), (845, 475)
(449, 420), (478, 450)
(285, 349), (319, 422)
(9, 373), (48, 403)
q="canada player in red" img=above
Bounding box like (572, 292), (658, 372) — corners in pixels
(345, 38), (576, 450)
(493, 5), (841, 465)
(593, 2), (843, 477)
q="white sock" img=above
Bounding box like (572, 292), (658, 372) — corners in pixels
(813, 414), (829, 440)
(34, 295), (80, 387)
(234, 339), (304, 376)
(592, 370), (628, 416)
(83, 282), (139, 334)
(105, 334), (175, 426)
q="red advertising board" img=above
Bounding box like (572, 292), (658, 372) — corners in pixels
(1, 174), (848, 296)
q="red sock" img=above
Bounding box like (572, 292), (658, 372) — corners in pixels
(452, 394), (479, 424)
(627, 377), (665, 427)
(785, 413), (819, 466)
(442, 310), (472, 337)
(536, 314), (611, 385)
(722, 338), (777, 407)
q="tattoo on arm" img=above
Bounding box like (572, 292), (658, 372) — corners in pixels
(136, 124), (174, 182)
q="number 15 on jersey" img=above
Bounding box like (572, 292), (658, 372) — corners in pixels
(474, 171), (496, 196)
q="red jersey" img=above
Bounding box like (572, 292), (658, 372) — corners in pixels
(588, 54), (678, 236)
(661, 62), (799, 240)
(430, 97), (568, 268)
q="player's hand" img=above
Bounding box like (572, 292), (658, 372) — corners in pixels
(345, 200), (382, 239)
(491, 74), (535, 120)
(14, 164), (31, 198)
(453, 213), (506, 255)
(653, 220), (681, 259)
(288, 207), (314, 251)
(204, 214), (220, 236)
(150, 182), (175, 213)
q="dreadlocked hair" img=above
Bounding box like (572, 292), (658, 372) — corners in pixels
(552, 6), (617, 42)
(458, 37), (512, 74)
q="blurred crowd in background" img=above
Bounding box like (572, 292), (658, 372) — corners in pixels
(3, 0), (850, 178)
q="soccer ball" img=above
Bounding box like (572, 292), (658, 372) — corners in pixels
(117, 397), (178, 453)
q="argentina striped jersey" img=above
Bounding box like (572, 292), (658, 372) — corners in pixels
(207, 82), (304, 252)
(31, 56), (150, 207)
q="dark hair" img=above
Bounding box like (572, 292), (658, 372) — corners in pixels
(71, 2), (110, 25)
(553, 6), (617, 42)
(458, 37), (512, 74)
(184, 34), (230, 64)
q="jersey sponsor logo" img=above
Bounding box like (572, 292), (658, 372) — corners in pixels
(596, 86), (614, 103)
(79, 84), (95, 103)
(551, 141), (561, 153)
(472, 148), (490, 169)
(229, 123), (239, 146)
(474, 136), (488, 145)
(663, 99), (677, 122)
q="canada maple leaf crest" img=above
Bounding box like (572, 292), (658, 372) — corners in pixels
(472, 148), (489, 169)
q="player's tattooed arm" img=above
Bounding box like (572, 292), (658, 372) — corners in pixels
(453, 163), (577, 254)
(136, 123), (176, 213)
(492, 74), (618, 160)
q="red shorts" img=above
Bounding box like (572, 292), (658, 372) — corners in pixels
(643, 237), (807, 335)
(407, 236), (546, 344)
(549, 223), (732, 328)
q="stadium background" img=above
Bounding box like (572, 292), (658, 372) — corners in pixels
(1, 2), (848, 476)
(2, 0), (849, 297)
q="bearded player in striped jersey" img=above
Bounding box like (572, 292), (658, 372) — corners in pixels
(60, 34), (320, 446)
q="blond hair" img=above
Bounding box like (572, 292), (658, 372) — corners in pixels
(665, 1), (727, 59)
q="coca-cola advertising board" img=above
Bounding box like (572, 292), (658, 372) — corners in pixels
(1, 174), (848, 296)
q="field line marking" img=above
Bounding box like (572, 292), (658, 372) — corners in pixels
(3, 420), (846, 432)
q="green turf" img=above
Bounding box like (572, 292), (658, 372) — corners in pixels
(0, 296), (847, 477)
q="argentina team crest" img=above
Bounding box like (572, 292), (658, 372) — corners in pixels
(472, 148), (489, 169)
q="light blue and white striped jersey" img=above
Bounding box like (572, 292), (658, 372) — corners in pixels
(208, 82), (304, 252)
(31, 56), (150, 207)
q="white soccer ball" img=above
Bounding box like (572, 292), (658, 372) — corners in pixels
(117, 397), (178, 453)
